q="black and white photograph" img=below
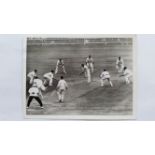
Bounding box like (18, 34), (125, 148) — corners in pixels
(24, 35), (136, 119)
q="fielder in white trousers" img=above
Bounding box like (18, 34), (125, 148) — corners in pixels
(56, 76), (68, 103)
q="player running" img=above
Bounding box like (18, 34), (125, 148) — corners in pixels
(86, 55), (94, 73)
(56, 76), (68, 103)
(116, 56), (124, 72)
(120, 67), (132, 84)
(27, 69), (37, 84)
(43, 70), (54, 86)
(26, 83), (44, 109)
(100, 69), (113, 87)
(55, 58), (67, 74)
(81, 64), (91, 83)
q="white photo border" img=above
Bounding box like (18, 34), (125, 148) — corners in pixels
(23, 34), (137, 120)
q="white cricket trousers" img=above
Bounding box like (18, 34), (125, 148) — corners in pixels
(29, 77), (34, 84)
(87, 71), (91, 83)
(116, 64), (124, 72)
(87, 63), (94, 73)
(57, 89), (65, 102)
(46, 78), (53, 86)
(49, 78), (53, 86)
(100, 79), (113, 87)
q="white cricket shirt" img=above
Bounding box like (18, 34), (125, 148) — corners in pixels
(57, 79), (68, 90)
(100, 71), (111, 79)
(29, 87), (39, 97)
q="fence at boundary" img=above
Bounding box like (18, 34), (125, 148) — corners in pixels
(27, 38), (132, 46)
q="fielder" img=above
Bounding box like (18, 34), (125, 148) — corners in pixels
(27, 84), (44, 109)
(56, 76), (68, 103)
(33, 76), (46, 93)
(55, 58), (67, 74)
(32, 76), (47, 99)
(43, 70), (54, 86)
(27, 69), (37, 84)
(116, 56), (124, 72)
(100, 69), (113, 87)
(86, 55), (94, 73)
(81, 64), (91, 83)
(120, 67), (132, 84)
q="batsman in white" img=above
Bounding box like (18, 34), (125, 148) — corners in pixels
(26, 83), (44, 109)
(43, 70), (54, 86)
(27, 69), (37, 84)
(81, 63), (91, 83)
(120, 66), (132, 84)
(116, 56), (124, 73)
(86, 55), (94, 73)
(56, 76), (68, 103)
(100, 69), (113, 87)
(55, 58), (67, 74)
